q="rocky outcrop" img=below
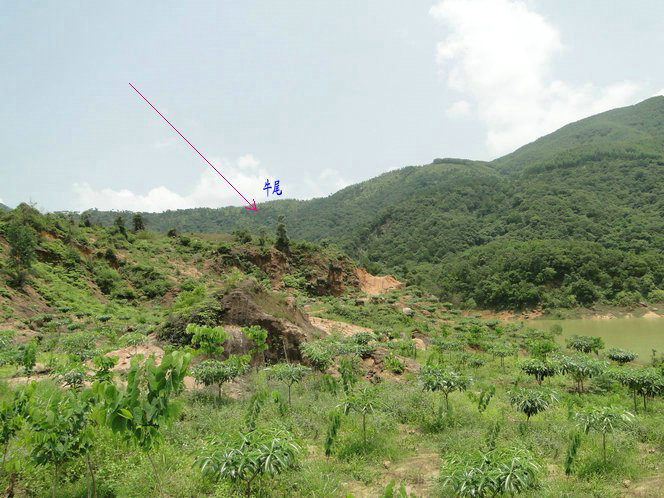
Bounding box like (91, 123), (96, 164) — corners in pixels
(158, 279), (321, 362)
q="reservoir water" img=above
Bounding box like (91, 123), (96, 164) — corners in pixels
(532, 317), (664, 364)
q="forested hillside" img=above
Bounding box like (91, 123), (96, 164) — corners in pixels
(83, 97), (664, 310)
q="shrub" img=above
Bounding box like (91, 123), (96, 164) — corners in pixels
(508, 387), (557, 423)
(606, 348), (637, 365)
(441, 447), (540, 497)
(196, 428), (299, 497)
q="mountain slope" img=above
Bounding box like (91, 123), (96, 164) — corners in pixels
(82, 97), (664, 308)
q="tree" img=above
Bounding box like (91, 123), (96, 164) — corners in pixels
(564, 432), (582, 479)
(5, 220), (37, 287)
(566, 335), (604, 355)
(20, 340), (38, 379)
(275, 215), (289, 253)
(575, 405), (634, 464)
(557, 354), (606, 393)
(243, 325), (268, 363)
(92, 351), (191, 496)
(187, 324), (228, 357)
(29, 390), (95, 498)
(132, 213), (145, 232)
(197, 428), (299, 497)
(119, 332), (148, 354)
(113, 216), (127, 238)
(265, 363), (310, 407)
(339, 385), (379, 446)
(191, 355), (249, 399)
(300, 342), (334, 372)
(613, 367), (664, 412)
(419, 365), (471, 412)
(92, 355), (118, 382)
(324, 411), (342, 459)
(520, 358), (558, 385)
(606, 348), (637, 366)
(80, 212), (92, 227)
(441, 447), (540, 497)
(508, 388), (557, 423)
(490, 343), (515, 371)
(0, 383), (35, 476)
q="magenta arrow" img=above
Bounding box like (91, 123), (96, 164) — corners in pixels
(129, 83), (257, 211)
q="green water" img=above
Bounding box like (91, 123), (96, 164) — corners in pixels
(533, 317), (664, 363)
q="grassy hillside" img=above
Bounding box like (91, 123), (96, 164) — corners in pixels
(2, 205), (664, 496)
(81, 97), (664, 310)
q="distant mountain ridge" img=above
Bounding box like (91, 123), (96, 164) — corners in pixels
(81, 97), (664, 308)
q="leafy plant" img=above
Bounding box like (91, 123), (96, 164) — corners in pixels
(20, 340), (38, 378)
(557, 354), (606, 393)
(92, 351), (191, 495)
(265, 362), (311, 407)
(575, 405), (634, 464)
(92, 354), (118, 382)
(509, 388), (557, 423)
(567, 335), (604, 355)
(324, 411), (342, 459)
(490, 343), (515, 371)
(564, 432), (582, 478)
(191, 355), (249, 399)
(300, 342), (334, 372)
(29, 389), (95, 498)
(197, 428), (299, 497)
(440, 447), (540, 497)
(384, 353), (405, 374)
(339, 385), (379, 446)
(520, 358), (558, 385)
(606, 348), (637, 365)
(187, 323), (228, 357)
(420, 365), (471, 412)
(0, 383), (35, 475)
(119, 332), (149, 354)
(243, 325), (268, 362)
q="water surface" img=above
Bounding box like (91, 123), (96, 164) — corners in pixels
(533, 317), (664, 363)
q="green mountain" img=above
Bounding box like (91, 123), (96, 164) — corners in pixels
(0, 203), (10, 212)
(84, 97), (664, 309)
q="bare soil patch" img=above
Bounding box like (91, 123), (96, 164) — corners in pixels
(308, 316), (372, 337)
(355, 268), (403, 296)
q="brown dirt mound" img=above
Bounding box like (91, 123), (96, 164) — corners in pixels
(308, 316), (372, 337)
(355, 268), (403, 296)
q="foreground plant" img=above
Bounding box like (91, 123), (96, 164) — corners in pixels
(29, 389), (95, 498)
(0, 383), (35, 476)
(92, 351), (191, 496)
(197, 428), (299, 497)
(575, 405), (634, 464)
(440, 447), (540, 497)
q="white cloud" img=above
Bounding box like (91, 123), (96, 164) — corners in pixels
(655, 88), (664, 97)
(72, 155), (349, 212)
(446, 99), (472, 117)
(430, 0), (642, 155)
(301, 168), (350, 198)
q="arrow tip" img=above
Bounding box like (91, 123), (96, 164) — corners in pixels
(245, 200), (258, 212)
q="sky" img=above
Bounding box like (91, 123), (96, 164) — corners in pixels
(2, 0), (664, 212)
